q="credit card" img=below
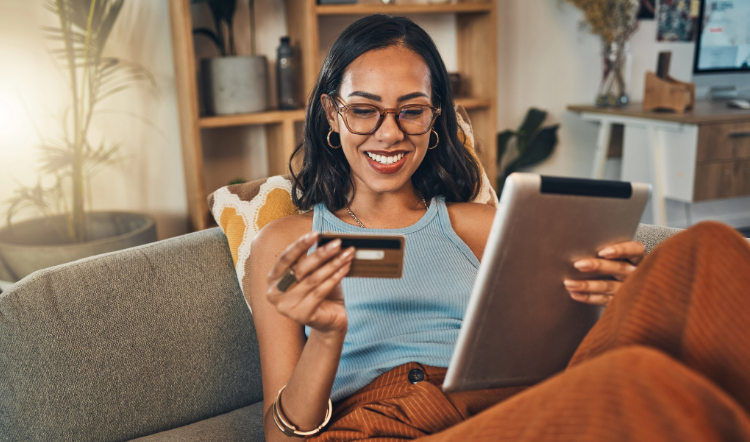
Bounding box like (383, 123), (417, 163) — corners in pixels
(318, 233), (405, 278)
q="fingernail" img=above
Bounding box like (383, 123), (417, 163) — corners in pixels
(325, 238), (341, 251)
(341, 248), (354, 260)
(573, 260), (593, 271)
(598, 247), (616, 258)
(564, 280), (581, 289)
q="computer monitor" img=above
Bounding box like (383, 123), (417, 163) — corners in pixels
(692, 0), (750, 98)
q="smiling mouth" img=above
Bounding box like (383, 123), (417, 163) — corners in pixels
(365, 152), (406, 165)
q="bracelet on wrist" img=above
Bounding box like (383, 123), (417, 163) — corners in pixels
(272, 384), (333, 438)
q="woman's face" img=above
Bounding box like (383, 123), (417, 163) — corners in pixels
(323, 45), (434, 197)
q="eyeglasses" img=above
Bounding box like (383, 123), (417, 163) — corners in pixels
(333, 99), (441, 136)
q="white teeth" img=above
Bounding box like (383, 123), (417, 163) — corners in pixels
(367, 152), (404, 165)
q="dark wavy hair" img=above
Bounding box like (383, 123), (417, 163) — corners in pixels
(290, 14), (482, 212)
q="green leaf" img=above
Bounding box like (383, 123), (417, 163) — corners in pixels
(496, 129), (515, 167)
(95, 58), (156, 104)
(83, 141), (122, 178)
(192, 0), (238, 56)
(208, 0), (237, 25)
(68, 0), (93, 30)
(505, 125), (559, 174)
(38, 142), (74, 174)
(95, 1), (125, 57)
(193, 28), (224, 56)
(496, 109), (558, 193)
(515, 108), (547, 154)
(4, 178), (56, 228)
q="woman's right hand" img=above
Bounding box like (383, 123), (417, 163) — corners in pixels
(266, 232), (354, 336)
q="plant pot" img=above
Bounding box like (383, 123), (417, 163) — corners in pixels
(0, 212), (157, 283)
(201, 55), (269, 115)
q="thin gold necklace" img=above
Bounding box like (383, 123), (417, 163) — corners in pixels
(344, 197), (429, 228)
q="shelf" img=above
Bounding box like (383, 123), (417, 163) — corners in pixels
(199, 109), (307, 129)
(199, 99), (489, 129)
(315, 2), (492, 15)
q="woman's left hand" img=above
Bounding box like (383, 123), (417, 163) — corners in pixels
(564, 241), (645, 306)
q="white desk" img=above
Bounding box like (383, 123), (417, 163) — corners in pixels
(568, 102), (750, 225)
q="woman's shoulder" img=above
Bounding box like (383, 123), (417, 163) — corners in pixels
(445, 201), (496, 261)
(445, 201), (496, 223)
(252, 212), (314, 256)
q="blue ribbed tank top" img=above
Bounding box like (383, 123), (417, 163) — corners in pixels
(309, 197), (479, 401)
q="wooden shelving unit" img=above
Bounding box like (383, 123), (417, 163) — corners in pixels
(169, 0), (497, 231)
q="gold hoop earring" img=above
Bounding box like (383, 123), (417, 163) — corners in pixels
(428, 130), (439, 150)
(327, 128), (341, 149)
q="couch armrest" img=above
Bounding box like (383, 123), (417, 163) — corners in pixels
(634, 223), (681, 254)
(0, 228), (263, 441)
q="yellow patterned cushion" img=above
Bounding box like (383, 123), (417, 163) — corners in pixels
(207, 105), (497, 297)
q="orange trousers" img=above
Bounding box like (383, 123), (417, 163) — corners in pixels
(310, 222), (750, 441)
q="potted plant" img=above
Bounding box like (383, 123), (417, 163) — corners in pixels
(0, 0), (157, 283)
(193, 0), (269, 115)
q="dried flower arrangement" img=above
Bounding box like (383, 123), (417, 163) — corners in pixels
(565, 0), (641, 107)
(566, 0), (640, 43)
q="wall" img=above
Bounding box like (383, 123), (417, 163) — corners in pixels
(498, 0), (750, 229)
(0, 0), (187, 240)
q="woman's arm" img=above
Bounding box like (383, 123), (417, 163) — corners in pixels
(248, 215), (354, 441)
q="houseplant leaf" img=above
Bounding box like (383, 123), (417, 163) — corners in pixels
(209, 0), (237, 24)
(496, 129), (515, 166)
(496, 129), (515, 190)
(496, 109), (559, 193)
(505, 125), (559, 174)
(515, 108), (547, 154)
(193, 28), (224, 56)
(192, 0), (238, 56)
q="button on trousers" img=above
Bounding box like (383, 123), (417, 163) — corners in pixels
(310, 222), (750, 441)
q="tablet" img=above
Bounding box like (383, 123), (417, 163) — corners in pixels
(442, 173), (651, 393)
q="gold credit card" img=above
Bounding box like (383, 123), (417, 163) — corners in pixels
(318, 233), (405, 278)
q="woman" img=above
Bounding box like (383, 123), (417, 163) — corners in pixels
(249, 15), (750, 442)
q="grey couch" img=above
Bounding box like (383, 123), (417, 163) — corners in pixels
(0, 225), (680, 442)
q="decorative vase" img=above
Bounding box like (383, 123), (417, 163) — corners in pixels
(201, 55), (269, 115)
(596, 41), (632, 108)
(0, 212), (157, 282)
